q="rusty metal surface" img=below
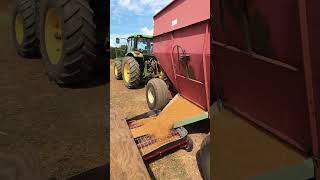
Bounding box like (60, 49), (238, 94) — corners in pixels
(212, 0), (318, 154)
(153, 0), (210, 111)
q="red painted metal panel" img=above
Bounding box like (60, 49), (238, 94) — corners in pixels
(213, 44), (310, 152)
(154, 0), (210, 37)
(212, 0), (314, 154)
(153, 0), (210, 111)
(215, 1), (303, 67)
(302, 1), (320, 176)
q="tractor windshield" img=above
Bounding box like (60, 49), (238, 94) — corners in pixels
(136, 38), (153, 55)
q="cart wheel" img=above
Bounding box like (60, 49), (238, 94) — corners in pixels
(197, 135), (210, 180)
(146, 78), (169, 110)
(184, 136), (193, 152)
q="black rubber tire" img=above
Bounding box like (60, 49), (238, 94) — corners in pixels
(146, 78), (169, 110)
(114, 61), (122, 80)
(184, 136), (193, 152)
(11, 0), (40, 58)
(197, 134), (210, 180)
(122, 57), (140, 89)
(40, 0), (96, 85)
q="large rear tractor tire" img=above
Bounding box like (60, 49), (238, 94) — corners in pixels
(146, 78), (169, 110)
(11, 0), (40, 58)
(122, 57), (140, 89)
(40, 0), (96, 84)
(197, 134), (210, 180)
(114, 61), (122, 80)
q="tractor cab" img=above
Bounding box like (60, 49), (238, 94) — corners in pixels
(127, 34), (153, 55)
(116, 34), (153, 56)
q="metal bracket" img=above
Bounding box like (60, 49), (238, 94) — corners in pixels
(179, 54), (190, 62)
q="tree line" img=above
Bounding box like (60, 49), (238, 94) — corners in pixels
(110, 45), (127, 59)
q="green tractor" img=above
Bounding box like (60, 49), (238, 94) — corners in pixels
(114, 34), (163, 89)
(11, 0), (107, 85)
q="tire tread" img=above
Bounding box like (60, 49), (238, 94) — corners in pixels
(147, 78), (169, 110)
(12, 0), (40, 58)
(123, 57), (140, 88)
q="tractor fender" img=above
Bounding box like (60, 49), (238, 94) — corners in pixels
(126, 51), (143, 58)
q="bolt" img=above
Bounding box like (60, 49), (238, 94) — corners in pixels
(54, 32), (62, 40)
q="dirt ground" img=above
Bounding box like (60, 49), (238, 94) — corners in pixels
(110, 60), (209, 180)
(0, 3), (107, 180)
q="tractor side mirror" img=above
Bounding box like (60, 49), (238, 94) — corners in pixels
(116, 38), (120, 44)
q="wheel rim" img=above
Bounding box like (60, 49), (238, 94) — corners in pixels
(123, 63), (130, 82)
(114, 65), (118, 76)
(148, 89), (155, 104)
(15, 14), (24, 45)
(45, 8), (62, 64)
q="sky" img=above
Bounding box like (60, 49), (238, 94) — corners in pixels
(110, 0), (172, 47)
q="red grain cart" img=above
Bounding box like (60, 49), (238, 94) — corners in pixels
(153, 0), (211, 112)
(111, 1), (211, 178)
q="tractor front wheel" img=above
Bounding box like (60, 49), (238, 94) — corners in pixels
(122, 57), (140, 88)
(146, 78), (169, 110)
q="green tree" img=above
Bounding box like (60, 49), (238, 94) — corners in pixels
(110, 45), (127, 59)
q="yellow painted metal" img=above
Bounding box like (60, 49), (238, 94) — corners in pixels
(114, 65), (118, 76)
(123, 63), (130, 82)
(15, 14), (24, 45)
(45, 8), (62, 64)
(159, 71), (165, 80)
(114, 67), (118, 76)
